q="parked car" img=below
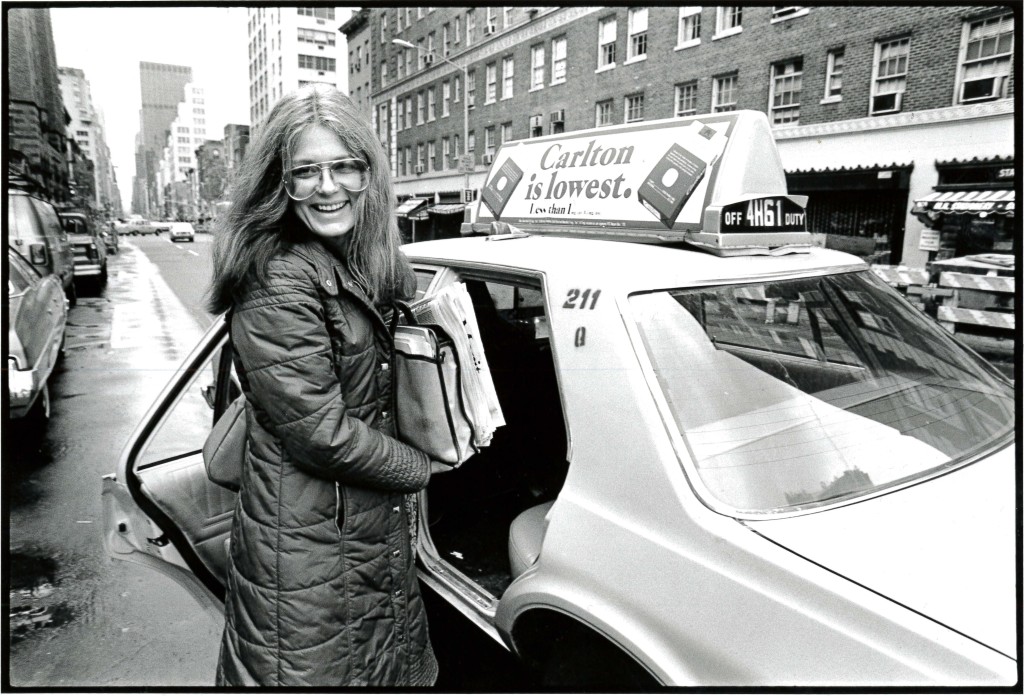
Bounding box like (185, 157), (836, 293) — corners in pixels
(8, 248), (68, 436)
(101, 112), (1016, 687)
(59, 211), (108, 290)
(7, 189), (77, 306)
(168, 221), (195, 243)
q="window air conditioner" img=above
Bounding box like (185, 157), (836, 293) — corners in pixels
(423, 55), (434, 66)
(550, 109), (565, 123)
(961, 75), (1004, 102)
(529, 115), (543, 128)
(484, 22), (496, 35)
(415, 164), (425, 174)
(871, 92), (902, 115)
(482, 153), (494, 164)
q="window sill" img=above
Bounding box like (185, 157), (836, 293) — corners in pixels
(623, 54), (647, 66)
(550, 78), (567, 87)
(625, 118), (644, 124)
(529, 85), (544, 93)
(501, 95), (514, 101)
(770, 8), (810, 23)
(712, 26), (742, 41)
(819, 96), (842, 104)
(674, 39), (701, 51)
(595, 63), (616, 74)
(484, 99), (496, 105)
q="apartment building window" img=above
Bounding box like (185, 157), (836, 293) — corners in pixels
(713, 74), (738, 111)
(442, 137), (451, 168)
(468, 130), (476, 152)
(404, 146), (412, 176)
(405, 96), (413, 129)
(467, 10), (475, 45)
(381, 13), (387, 43)
(627, 8), (648, 61)
(454, 134), (461, 158)
(417, 8), (424, 20)
(625, 93), (645, 122)
(769, 58), (803, 125)
(454, 76), (461, 102)
(298, 28), (335, 46)
(298, 55), (336, 72)
(417, 91), (425, 124)
(298, 7), (334, 20)
(714, 7), (742, 38)
(504, 7), (513, 28)
(771, 6), (807, 22)
(675, 81), (698, 116)
(378, 104), (389, 141)
(405, 8), (412, 28)
(416, 143), (425, 171)
(467, 70), (476, 107)
(454, 16), (461, 44)
(500, 122), (513, 145)
(485, 63), (498, 103)
(484, 126), (496, 154)
(396, 8), (403, 33)
(551, 36), (568, 84)
(677, 7), (701, 48)
(502, 56), (515, 99)
(595, 99), (614, 126)
(823, 49), (843, 101)
(530, 114), (544, 137)
(871, 37), (910, 114)
(428, 87), (436, 121)
(428, 141), (437, 171)
(442, 81), (451, 116)
(531, 45), (546, 89)
(404, 48), (413, 77)
(598, 17), (617, 69)
(381, 61), (388, 88)
(957, 13), (1014, 103)
(485, 8), (498, 35)
(417, 38), (427, 69)
(427, 32), (435, 58)
(442, 24), (450, 56)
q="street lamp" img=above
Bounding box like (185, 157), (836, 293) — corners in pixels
(392, 38), (472, 212)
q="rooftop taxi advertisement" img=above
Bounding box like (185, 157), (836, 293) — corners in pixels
(479, 115), (737, 231)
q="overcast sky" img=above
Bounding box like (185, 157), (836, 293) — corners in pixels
(50, 6), (251, 210)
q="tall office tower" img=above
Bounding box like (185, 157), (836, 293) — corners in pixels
(246, 6), (352, 133)
(58, 67), (119, 215)
(157, 82), (210, 219)
(134, 61), (192, 217)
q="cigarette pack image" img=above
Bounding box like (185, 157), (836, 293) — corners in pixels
(481, 158), (524, 219)
(637, 122), (726, 229)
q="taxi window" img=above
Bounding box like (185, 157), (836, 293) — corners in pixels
(8, 253), (34, 294)
(413, 269), (435, 301)
(9, 194), (37, 239)
(630, 270), (1014, 515)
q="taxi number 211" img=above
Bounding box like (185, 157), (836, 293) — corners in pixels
(563, 288), (601, 310)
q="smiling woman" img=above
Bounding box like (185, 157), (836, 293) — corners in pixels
(204, 85), (439, 688)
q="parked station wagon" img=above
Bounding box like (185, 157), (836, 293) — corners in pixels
(102, 112), (1016, 687)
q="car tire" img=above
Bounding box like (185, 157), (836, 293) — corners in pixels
(99, 264), (108, 287)
(541, 625), (657, 689)
(66, 278), (77, 308)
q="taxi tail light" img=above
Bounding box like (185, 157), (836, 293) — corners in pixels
(29, 243), (47, 265)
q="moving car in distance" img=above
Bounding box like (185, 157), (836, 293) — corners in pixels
(101, 112), (1016, 687)
(168, 221), (195, 243)
(8, 248), (68, 437)
(59, 210), (108, 290)
(122, 218), (169, 236)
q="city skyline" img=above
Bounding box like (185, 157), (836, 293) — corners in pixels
(49, 6), (250, 211)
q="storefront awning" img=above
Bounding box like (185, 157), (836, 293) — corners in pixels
(409, 208), (431, 221)
(395, 197), (429, 218)
(912, 190), (1015, 218)
(426, 203), (466, 216)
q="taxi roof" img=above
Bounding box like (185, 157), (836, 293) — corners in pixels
(404, 235), (867, 292)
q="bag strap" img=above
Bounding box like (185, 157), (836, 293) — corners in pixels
(389, 300), (418, 336)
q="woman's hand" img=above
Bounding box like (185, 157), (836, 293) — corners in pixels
(429, 460), (453, 475)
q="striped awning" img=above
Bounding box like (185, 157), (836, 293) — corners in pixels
(912, 190), (1015, 217)
(427, 203), (466, 216)
(395, 197), (429, 218)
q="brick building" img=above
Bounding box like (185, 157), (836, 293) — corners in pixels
(341, 8), (373, 116)
(366, 6), (1014, 264)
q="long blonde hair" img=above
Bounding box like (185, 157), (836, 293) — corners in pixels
(208, 85), (403, 314)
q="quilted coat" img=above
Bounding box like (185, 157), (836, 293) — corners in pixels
(215, 236), (437, 687)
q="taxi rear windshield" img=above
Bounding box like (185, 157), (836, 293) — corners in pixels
(630, 270), (1014, 515)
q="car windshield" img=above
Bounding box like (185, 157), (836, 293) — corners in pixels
(630, 270), (1015, 516)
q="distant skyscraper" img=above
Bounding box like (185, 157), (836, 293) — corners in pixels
(134, 61), (192, 216)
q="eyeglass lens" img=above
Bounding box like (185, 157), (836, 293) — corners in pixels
(285, 159), (369, 199)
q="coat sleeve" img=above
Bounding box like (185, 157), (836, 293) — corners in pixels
(231, 257), (430, 493)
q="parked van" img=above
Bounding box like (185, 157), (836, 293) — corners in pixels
(7, 189), (77, 306)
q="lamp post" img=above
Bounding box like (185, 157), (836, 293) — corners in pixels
(392, 38), (472, 212)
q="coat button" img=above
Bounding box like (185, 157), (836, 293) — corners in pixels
(392, 549), (401, 558)
(381, 410), (389, 420)
(393, 505), (401, 513)
(381, 362), (389, 371)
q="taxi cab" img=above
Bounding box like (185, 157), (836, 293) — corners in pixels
(101, 112), (1016, 687)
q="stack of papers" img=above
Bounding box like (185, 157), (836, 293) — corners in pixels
(413, 283), (506, 447)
